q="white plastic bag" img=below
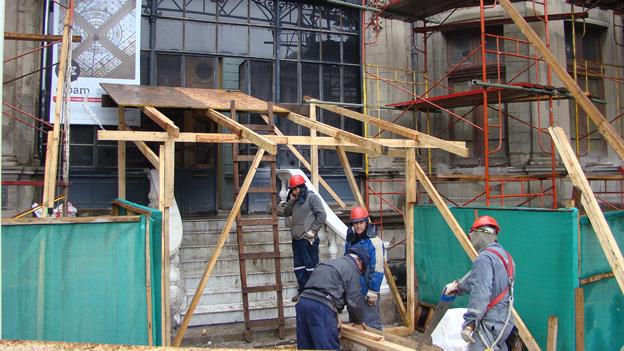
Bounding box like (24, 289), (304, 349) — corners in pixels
(431, 308), (469, 351)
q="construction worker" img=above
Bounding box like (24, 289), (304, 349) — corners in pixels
(344, 206), (385, 330)
(277, 174), (327, 301)
(296, 246), (369, 351)
(444, 215), (516, 351)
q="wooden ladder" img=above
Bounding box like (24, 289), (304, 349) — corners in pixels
(231, 102), (285, 342)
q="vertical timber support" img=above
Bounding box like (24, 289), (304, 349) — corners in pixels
(404, 148), (416, 333)
(310, 103), (319, 189)
(159, 141), (174, 345)
(118, 106), (126, 199)
(575, 288), (584, 351)
(547, 316), (558, 351)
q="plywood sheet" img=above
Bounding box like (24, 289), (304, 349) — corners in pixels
(101, 84), (289, 113)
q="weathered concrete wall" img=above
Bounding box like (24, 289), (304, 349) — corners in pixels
(2, 0), (45, 216)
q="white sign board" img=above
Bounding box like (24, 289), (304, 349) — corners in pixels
(50, 0), (141, 126)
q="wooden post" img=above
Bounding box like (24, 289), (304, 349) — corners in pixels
(575, 288), (584, 351)
(42, 4), (73, 214)
(412, 158), (541, 351)
(498, 0), (624, 160)
(547, 316), (558, 351)
(310, 103), (319, 189)
(336, 146), (365, 208)
(173, 149), (266, 347)
(404, 148), (416, 333)
(145, 215), (154, 346)
(158, 141), (174, 345)
(549, 127), (624, 293)
(118, 106), (126, 199)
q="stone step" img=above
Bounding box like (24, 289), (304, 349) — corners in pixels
(182, 217), (287, 233)
(180, 255), (295, 277)
(186, 282), (299, 306)
(183, 300), (297, 326)
(184, 271), (297, 291)
(180, 242), (293, 262)
(181, 229), (292, 247)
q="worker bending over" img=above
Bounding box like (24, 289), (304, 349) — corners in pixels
(277, 174), (327, 302)
(295, 246), (369, 351)
(344, 206), (386, 330)
(445, 215), (516, 351)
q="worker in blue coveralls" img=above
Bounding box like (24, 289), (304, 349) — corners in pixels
(444, 215), (516, 351)
(296, 246), (369, 351)
(344, 206), (386, 330)
(277, 174), (327, 302)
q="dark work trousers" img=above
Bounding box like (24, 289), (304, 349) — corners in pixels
(296, 297), (340, 351)
(292, 237), (319, 292)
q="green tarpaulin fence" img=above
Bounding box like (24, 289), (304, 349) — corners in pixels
(2, 200), (162, 346)
(414, 205), (623, 350)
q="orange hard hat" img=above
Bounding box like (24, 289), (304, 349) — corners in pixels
(470, 215), (500, 234)
(289, 175), (305, 188)
(350, 206), (369, 223)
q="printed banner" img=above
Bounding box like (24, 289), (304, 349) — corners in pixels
(50, 0), (141, 126)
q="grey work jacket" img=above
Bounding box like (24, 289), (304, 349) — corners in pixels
(458, 243), (515, 345)
(277, 191), (326, 240)
(300, 255), (364, 323)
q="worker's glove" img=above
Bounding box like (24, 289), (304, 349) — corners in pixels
(303, 230), (316, 245)
(365, 290), (379, 306)
(461, 324), (475, 343)
(443, 280), (459, 296)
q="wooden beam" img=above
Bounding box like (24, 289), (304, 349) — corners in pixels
(173, 148), (266, 346)
(259, 114), (347, 209)
(310, 103), (319, 189)
(340, 325), (414, 351)
(162, 141), (174, 345)
(579, 271), (615, 285)
(498, 0), (624, 161)
(549, 126), (624, 293)
(575, 288), (585, 351)
(203, 108), (277, 155)
(1, 215), (140, 225)
(385, 262), (407, 325)
(42, 7), (73, 213)
(122, 127), (159, 168)
(118, 106), (126, 199)
(142, 106), (180, 138)
(4, 32), (82, 42)
(337, 146), (366, 208)
(285, 112), (388, 156)
(314, 102), (469, 157)
(547, 316), (558, 351)
(405, 148), (416, 333)
(412, 157), (542, 351)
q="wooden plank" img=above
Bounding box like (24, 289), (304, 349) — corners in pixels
(547, 316), (558, 351)
(162, 141), (174, 345)
(412, 156), (542, 351)
(158, 145), (168, 345)
(100, 83), (290, 113)
(4, 32), (81, 42)
(203, 108), (277, 155)
(144, 214), (154, 346)
(337, 146), (365, 208)
(404, 148), (416, 333)
(123, 127), (160, 169)
(173, 148), (266, 347)
(549, 126), (624, 293)
(385, 262), (407, 325)
(498, 0), (624, 161)
(285, 112), (388, 156)
(142, 106), (180, 138)
(340, 327), (414, 351)
(315, 102), (469, 157)
(258, 114), (347, 209)
(118, 106), (126, 199)
(310, 103), (319, 189)
(575, 288), (585, 351)
(384, 326), (413, 337)
(579, 272), (615, 285)
(42, 8), (73, 213)
(1, 216), (140, 225)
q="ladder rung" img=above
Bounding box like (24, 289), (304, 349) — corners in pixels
(243, 284), (279, 294)
(233, 154), (276, 162)
(240, 252), (281, 260)
(237, 217), (275, 226)
(247, 318), (284, 328)
(244, 124), (275, 131)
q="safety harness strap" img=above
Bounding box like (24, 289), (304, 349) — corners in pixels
(485, 248), (514, 311)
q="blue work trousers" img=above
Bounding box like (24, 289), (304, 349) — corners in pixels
(296, 297), (340, 351)
(292, 237), (319, 291)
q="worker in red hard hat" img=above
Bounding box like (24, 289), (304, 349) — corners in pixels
(278, 174), (327, 302)
(444, 215), (516, 351)
(344, 206), (386, 330)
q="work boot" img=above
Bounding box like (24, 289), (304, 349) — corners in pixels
(291, 294), (300, 303)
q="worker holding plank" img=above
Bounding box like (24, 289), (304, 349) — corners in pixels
(444, 216), (516, 351)
(344, 206), (386, 330)
(278, 174), (327, 302)
(295, 246), (369, 351)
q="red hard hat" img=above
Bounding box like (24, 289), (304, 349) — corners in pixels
(350, 206), (369, 223)
(470, 215), (500, 234)
(289, 175), (305, 188)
